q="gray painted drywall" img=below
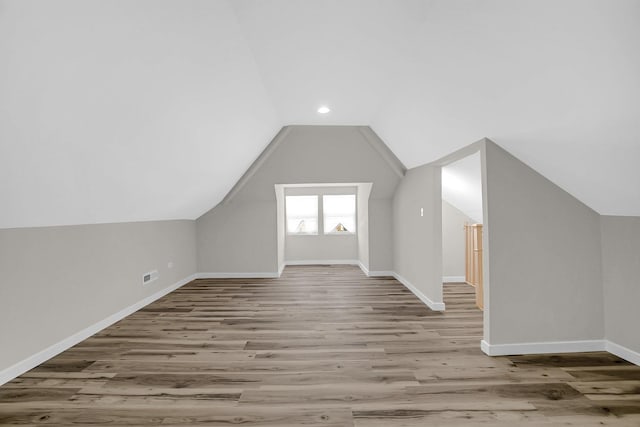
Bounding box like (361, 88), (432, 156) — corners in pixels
(601, 216), (640, 355)
(442, 200), (474, 278)
(231, 126), (402, 202)
(286, 235), (358, 262)
(392, 164), (443, 305)
(197, 126), (403, 274)
(369, 199), (394, 272)
(0, 220), (196, 372)
(483, 140), (604, 345)
(197, 200), (277, 273)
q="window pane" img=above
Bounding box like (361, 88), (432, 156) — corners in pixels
(323, 195), (356, 234)
(286, 195), (318, 234)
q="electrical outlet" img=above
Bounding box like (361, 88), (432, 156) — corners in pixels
(142, 270), (159, 286)
(168, 261), (174, 269)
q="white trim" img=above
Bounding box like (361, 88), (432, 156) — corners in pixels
(278, 263), (285, 277)
(284, 259), (359, 266)
(358, 261), (370, 276)
(0, 273), (198, 387)
(369, 271), (394, 277)
(606, 341), (640, 366)
(443, 275), (465, 283)
(358, 261), (394, 277)
(392, 272), (446, 311)
(281, 182), (364, 189)
(480, 339), (640, 366)
(480, 339), (606, 356)
(198, 272), (279, 279)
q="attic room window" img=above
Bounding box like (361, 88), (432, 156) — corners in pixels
(286, 195), (318, 235)
(323, 195), (356, 234)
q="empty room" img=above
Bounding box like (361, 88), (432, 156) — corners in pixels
(1, 0), (639, 425)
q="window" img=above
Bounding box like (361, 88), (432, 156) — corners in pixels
(286, 195), (318, 234)
(323, 194), (356, 234)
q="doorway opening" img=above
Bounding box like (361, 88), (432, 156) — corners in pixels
(440, 151), (485, 332)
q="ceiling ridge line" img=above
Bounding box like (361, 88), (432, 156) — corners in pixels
(219, 126), (292, 207)
(358, 127), (407, 179)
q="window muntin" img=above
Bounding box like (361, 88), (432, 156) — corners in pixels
(323, 194), (356, 234)
(286, 195), (318, 234)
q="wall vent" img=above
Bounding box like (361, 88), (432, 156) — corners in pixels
(142, 270), (159, 286)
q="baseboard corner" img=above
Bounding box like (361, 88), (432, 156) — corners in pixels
(392, 272), (445, 312)
(606, 340), (640, 366)
(358, 261), (370, 276)
(481, 339), (491, 356)
(368, 270), (395, 277)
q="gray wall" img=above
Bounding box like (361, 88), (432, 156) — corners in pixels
(369, 199), (394, 272)
(0, 220), (197, 372)
(286, 235), (358, 262)
(442, 200), (474, 279)
(197, 126), (403, 274)
(601, 216), (640, 355)
(197, 200), (277, 274)
(483, 141), (604, 345)
(392, 164), (443, 305)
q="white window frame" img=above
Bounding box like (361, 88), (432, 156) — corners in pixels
(285, 195), (319, 236)
(322, 194), (357, 236)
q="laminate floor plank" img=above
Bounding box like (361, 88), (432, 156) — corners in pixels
(1, 265), (638, 426)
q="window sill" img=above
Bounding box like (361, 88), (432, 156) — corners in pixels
(324, 232), (356, 236)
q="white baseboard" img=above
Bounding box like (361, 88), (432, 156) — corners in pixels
(357, 262), (393, 277)
(481, 339), (640, 367)
(392, 273), (445, 311)
(481, 339), (606, 356)
(368, 270), (395, 277)
(278, 263), (285, 277)
(285, 259), (360, 266)
(358, 261), (370, 276)
(198, 272), (279, 279)
(443, 275), (465, 283)
(606, 340), (640, 366)
(0, 273), (198, 387)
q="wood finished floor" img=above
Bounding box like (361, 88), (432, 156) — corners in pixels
(1, 265), (639, 426)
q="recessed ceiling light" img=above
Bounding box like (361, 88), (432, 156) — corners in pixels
(317, 106), (331, 114)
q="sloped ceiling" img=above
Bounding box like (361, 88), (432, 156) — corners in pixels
(0, 0), (280, 228)
(1, 0), (639, 229)
(442, 152), (483, 223)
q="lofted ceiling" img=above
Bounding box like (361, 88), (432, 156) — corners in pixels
(1, 0), (639, 229)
